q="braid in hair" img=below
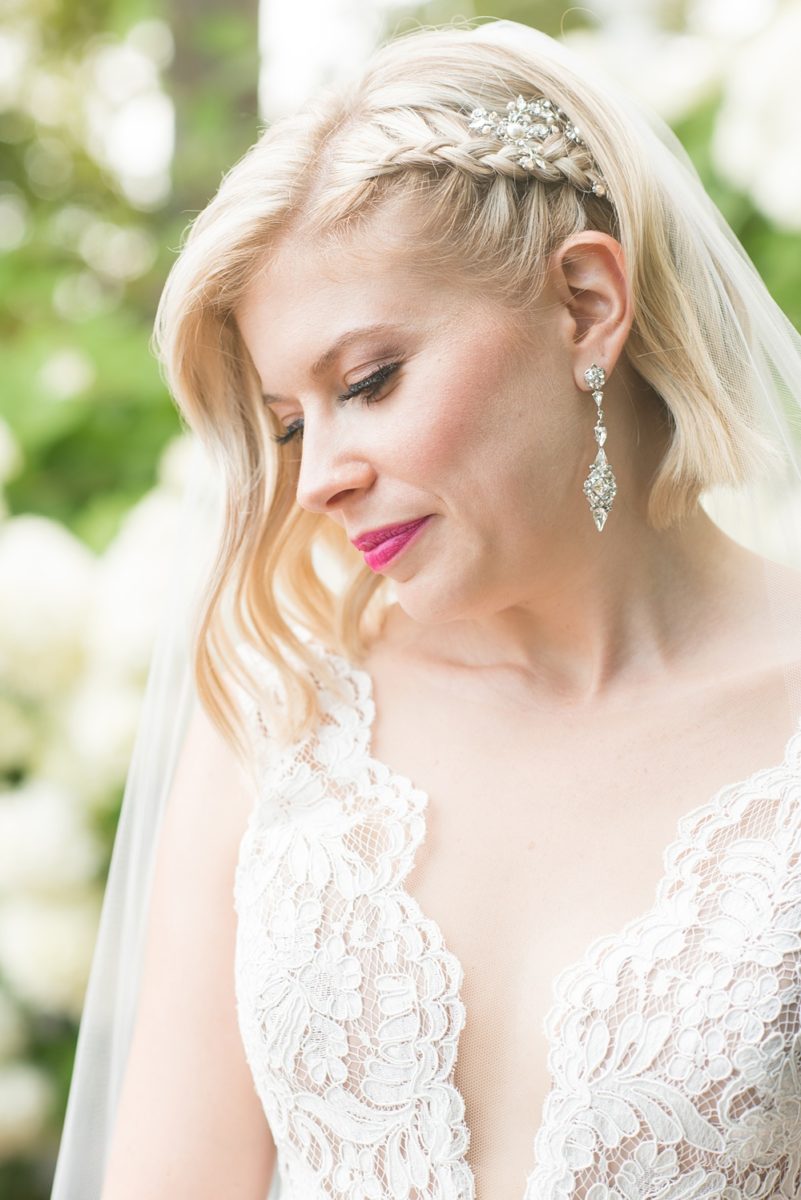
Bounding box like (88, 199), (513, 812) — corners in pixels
(371, 129), (605, 197)
(362, 93), (611, 205)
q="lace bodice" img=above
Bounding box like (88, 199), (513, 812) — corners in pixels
(232, 635), (801, 1200)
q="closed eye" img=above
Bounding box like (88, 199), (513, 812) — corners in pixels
(271, 361), (401, 445)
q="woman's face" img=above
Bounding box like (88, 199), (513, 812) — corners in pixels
(235, 211), (601, 625)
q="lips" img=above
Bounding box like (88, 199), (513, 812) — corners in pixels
(359, 516), (432, 571)
(351, 518), (431, 551)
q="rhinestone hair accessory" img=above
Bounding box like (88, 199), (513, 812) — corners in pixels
(466, 93), (611, 200)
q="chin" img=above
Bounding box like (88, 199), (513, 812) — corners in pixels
(390, 572), (485, 628)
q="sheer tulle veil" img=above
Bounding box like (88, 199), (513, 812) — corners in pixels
(48, 433), (224, 1196)
(49, 18), (801, 1199)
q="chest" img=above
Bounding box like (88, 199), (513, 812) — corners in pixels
(368, 664), (801, 1185)
(233, 653), (801, 1199)
(368, 658), (800, 1005)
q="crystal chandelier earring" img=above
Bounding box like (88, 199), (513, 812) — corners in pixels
(582, 363), (617, 531)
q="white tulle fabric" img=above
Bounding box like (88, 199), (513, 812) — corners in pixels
(232, 635), (801, 1200)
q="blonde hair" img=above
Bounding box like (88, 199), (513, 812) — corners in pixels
(151, 19), (778, 759)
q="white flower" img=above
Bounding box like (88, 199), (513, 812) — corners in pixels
(614, 1140), (680, 1197)
(722, 972), (783, 1043)
(332, 1142), (382, 1199)
(78, 220), (157, 282)
(83, 39), (174, 206)
(299, 933), (363, 1021)
(36, 347), (95, 401)
(83, 433), (219, 682)
(0, 516), (96, 701)
(0, 779), (103, 893)
(50, 669), (143, 807)
(561, 26), (726, 124)
(675, 959), (734, 1026)
(0, 891), (101, 1019)
(0, 1061), (54, 1159)
(712, 1), (801, 230)
(667, 1025), (732, 1094)
(85, 487), (188, 682)
(687, 0), (778, 41)
(156, 432), (211, 495)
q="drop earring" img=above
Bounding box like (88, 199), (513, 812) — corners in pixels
(582, 363), (617, 532)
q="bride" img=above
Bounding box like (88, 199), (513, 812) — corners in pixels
(53, 17), (801, 1200)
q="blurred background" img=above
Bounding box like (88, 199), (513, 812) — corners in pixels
(1, 0), (800, 1195)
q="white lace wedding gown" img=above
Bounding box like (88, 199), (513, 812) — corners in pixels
(232, 635), (801, 1200)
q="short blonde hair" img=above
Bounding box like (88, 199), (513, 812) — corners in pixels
(152, 20), (778, 757)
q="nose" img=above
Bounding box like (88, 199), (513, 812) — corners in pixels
(293, 418), (376, 516)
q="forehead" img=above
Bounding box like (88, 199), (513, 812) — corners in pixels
(236, 219), (451, 346)
(232, 217), (486, 395)
(232, 198), (536, 393)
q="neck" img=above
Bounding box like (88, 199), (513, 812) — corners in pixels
(406, 506), (763, 706)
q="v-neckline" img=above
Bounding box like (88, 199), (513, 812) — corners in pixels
(335, 650), (801, 1198)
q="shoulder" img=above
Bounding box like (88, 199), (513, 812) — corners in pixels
(167, 694), (259, 845)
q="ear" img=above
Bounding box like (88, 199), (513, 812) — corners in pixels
(548, 232), (633, 393)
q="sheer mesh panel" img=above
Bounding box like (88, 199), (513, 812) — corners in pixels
(233, 636), (801, 1199)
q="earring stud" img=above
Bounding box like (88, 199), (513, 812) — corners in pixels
(582, 363), (617, 531)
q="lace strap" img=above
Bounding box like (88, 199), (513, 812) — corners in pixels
(232, 639), (288, 797)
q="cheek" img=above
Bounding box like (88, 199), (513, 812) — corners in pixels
(437, 377), (580, 539)
(376, 362), (490, 483)
(380, 327), (573, 505)
(408, 359), (555, 499)
(402, 346), (520, 479)
(390, 388), (488, 496)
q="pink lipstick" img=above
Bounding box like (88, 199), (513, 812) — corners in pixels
(358, 516), (432, 570)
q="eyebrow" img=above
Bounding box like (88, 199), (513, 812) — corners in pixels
(260, 322), (405, 404)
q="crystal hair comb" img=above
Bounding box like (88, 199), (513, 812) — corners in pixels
(466, 94), (610, 200)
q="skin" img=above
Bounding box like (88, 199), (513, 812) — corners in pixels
(234, 201), (783, 708)
(234, 201), (801, 1193)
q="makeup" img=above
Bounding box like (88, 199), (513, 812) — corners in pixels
(361, 515), (433, 570)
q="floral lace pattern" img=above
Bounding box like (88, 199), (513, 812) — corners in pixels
(232, 637), (801, 1199)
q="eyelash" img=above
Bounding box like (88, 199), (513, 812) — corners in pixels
(270, 361), (401, 445)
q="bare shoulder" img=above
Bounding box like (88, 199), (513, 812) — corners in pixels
(169, 695), (258, 835)
(100, 694), (275, 1198)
